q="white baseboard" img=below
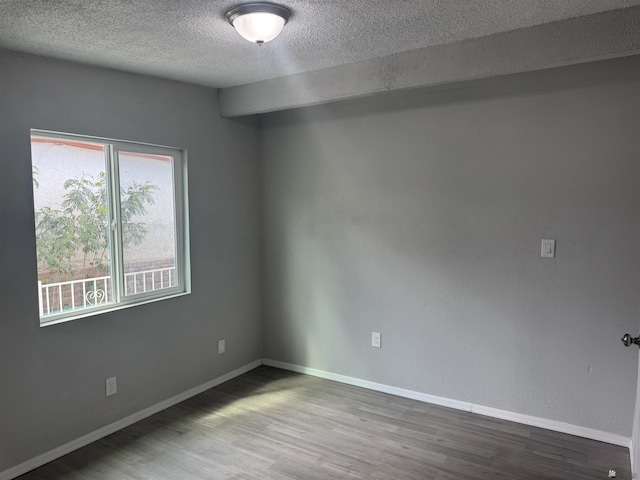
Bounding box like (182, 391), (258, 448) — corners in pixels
(471, 403), (630, 447)
(262, 358), (473, 412)
(0, 359), (262, 480)
(263, 358), (631, 449)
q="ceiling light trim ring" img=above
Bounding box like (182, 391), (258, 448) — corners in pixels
(225, 3), (292, 26)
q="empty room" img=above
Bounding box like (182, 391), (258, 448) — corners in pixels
(1, 1), (640, 479)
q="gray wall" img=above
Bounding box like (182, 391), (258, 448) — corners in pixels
(0, 50), (262, 471)
(260, 57), (640, 436)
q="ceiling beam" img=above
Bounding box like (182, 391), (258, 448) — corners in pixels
(219, 6), (640, 117)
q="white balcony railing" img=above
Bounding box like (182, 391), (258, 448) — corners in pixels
(38, 267), (176, 317)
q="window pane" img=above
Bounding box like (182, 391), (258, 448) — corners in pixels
(117, 151), (178, 296)
(31, 136), (113, 317)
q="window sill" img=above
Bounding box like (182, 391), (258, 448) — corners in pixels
(39, 290), (191, 327)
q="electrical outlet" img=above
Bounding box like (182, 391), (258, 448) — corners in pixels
(372, 332), (381, 348)
(105, 376), (117, 397)
(218, 339), (226, 355)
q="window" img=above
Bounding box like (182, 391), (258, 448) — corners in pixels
(31, 130), (189, 325)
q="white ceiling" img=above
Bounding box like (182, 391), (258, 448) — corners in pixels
(0, 0), (639, 89)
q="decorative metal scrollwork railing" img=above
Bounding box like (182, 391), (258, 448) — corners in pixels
(85, 287), (107, 306)
(37, 267), (176, 317)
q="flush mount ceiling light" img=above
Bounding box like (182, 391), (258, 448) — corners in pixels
(226, 2), (292, 45)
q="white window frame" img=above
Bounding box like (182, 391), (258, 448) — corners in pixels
(32, 130), (190, 326)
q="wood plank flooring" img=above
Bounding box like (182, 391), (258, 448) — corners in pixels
(17, 366), (631, 479)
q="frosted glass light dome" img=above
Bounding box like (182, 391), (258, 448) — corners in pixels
(226, 3), (292, 45)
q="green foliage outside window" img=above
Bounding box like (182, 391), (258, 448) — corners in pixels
(34, 171), (158, 282)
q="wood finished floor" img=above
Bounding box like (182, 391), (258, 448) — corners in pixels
(18, 366), (631, 479)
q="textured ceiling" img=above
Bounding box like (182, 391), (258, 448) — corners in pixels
(0, 0), (639, 88)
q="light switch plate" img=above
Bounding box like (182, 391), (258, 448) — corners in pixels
(541, 239), (555, 258)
